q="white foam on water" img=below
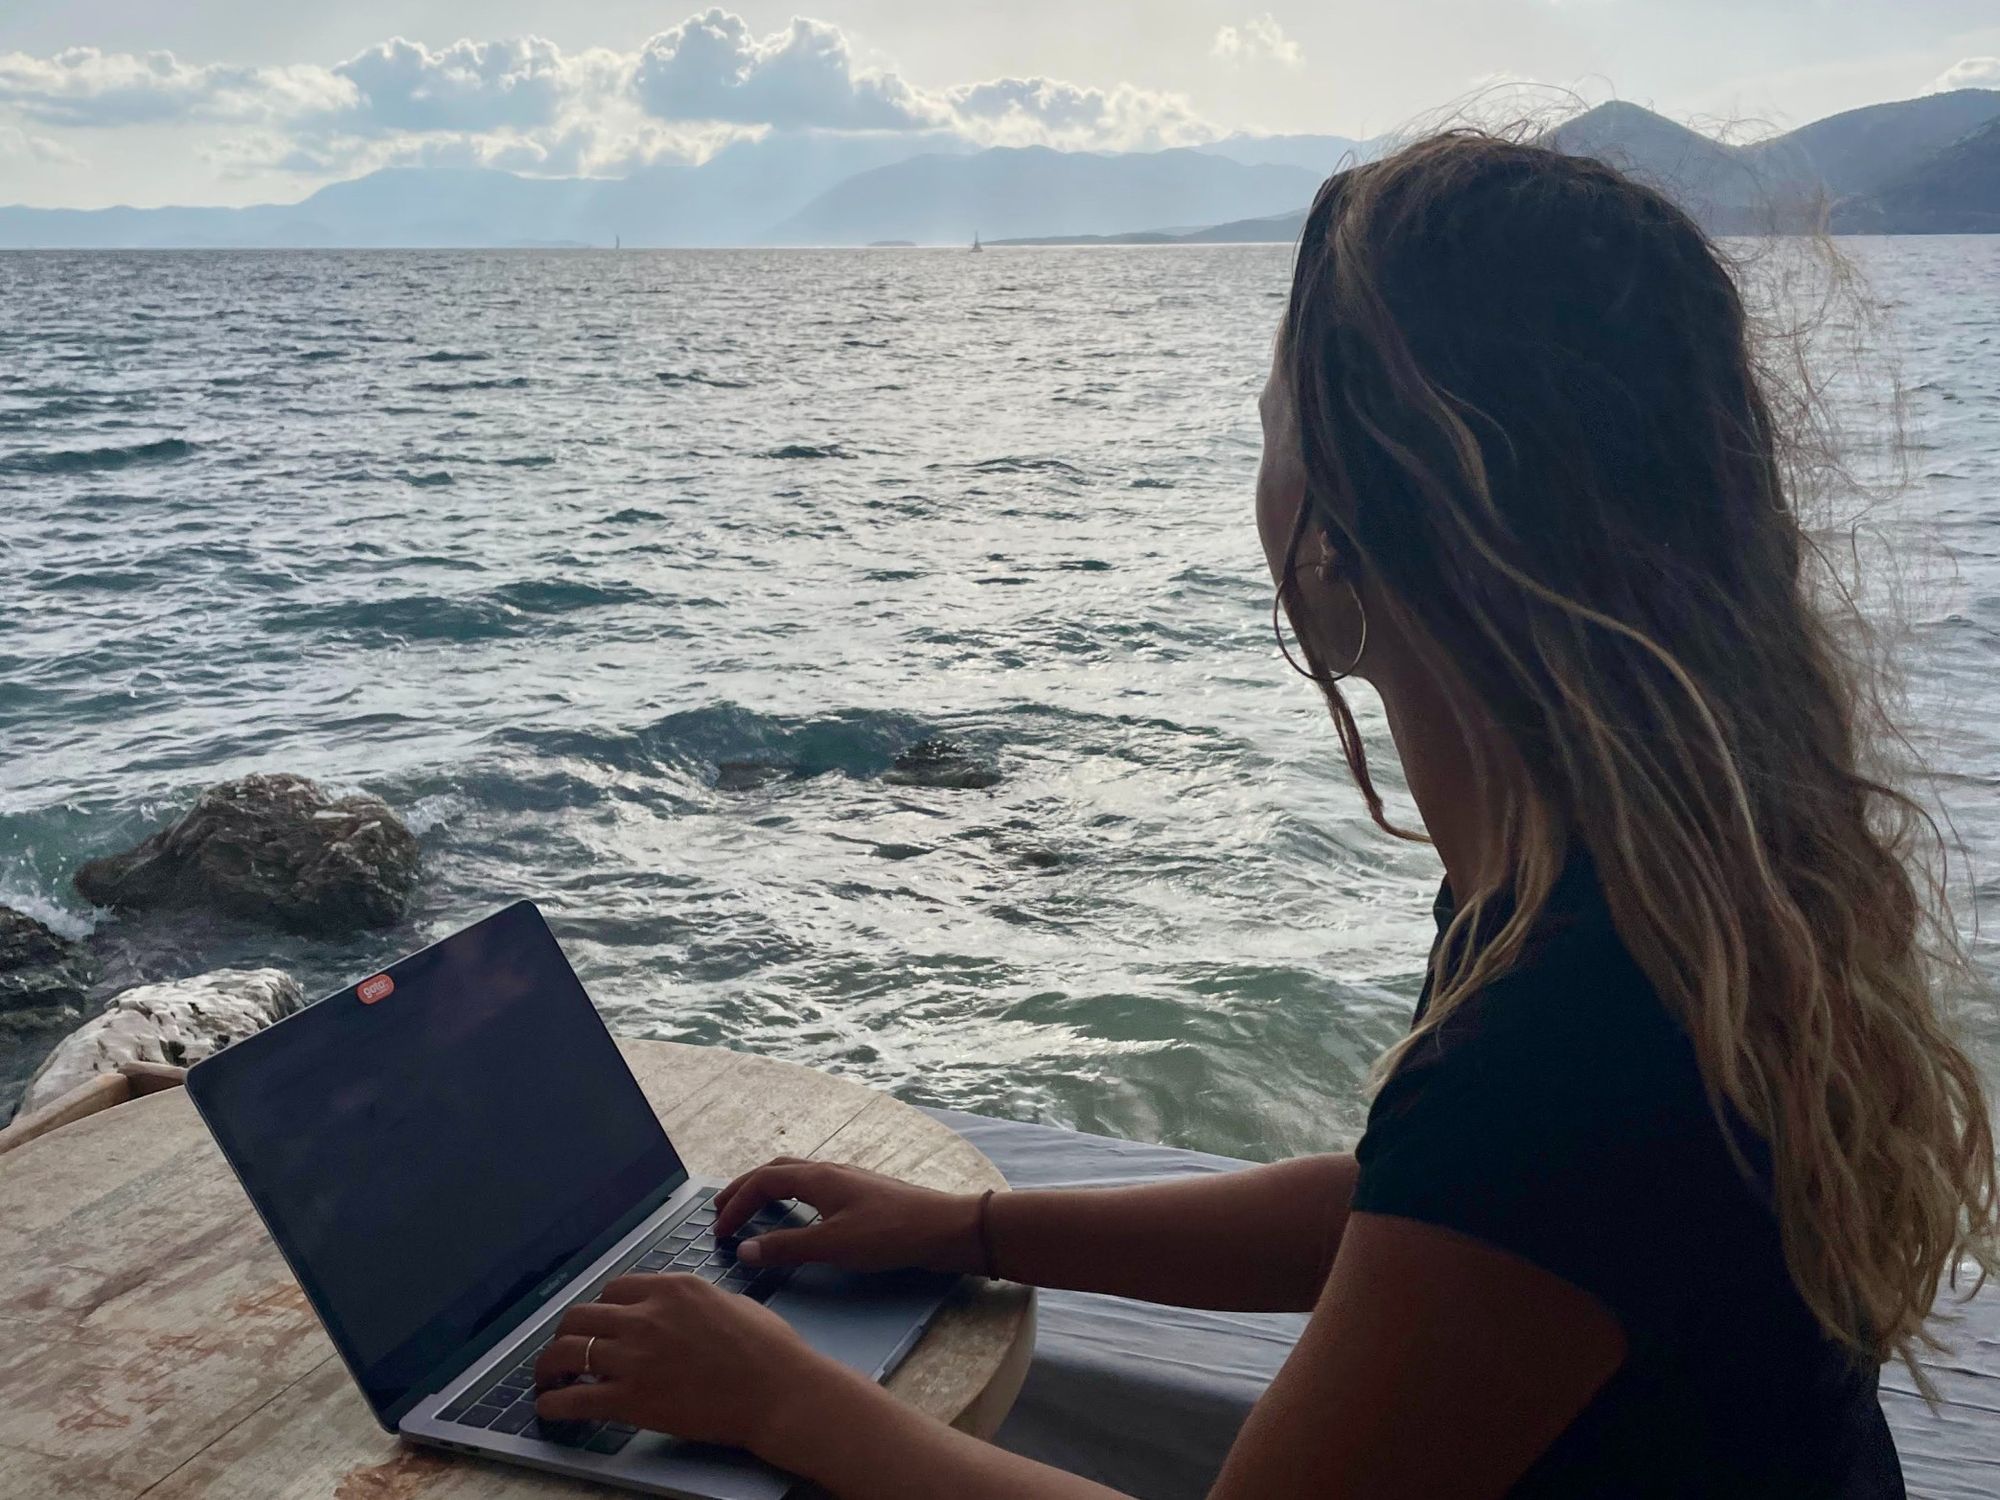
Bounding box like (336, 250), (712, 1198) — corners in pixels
(0, 886), (98, 941)
(404, 793), (468, 837)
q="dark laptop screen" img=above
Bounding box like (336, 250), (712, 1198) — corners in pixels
(188, 901), (685, 1426)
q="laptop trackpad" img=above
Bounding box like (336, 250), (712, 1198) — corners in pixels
(766, 1265), (960, 1380)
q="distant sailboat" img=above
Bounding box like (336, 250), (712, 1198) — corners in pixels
(614, 234), (622, 251)
(972, 230), (983, 253)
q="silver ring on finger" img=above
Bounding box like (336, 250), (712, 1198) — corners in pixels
(582, 1335), (597, 1376)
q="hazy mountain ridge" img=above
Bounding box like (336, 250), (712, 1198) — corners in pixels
(1752, 89), (2000, 198)
(993, 209), (1307, 247)
(1191, 133), (1377, 175)
(1002, 90), (2000, 245)
(771, 147), (1322, 245)
(0, 137), (1316, 250)
(1545, 101), (1788, 231)
(1, 93), (1995, 248)
(1832, 116), (2000, 233)
(1547, 91), (2000, 232)
(0, 130), (977, 249)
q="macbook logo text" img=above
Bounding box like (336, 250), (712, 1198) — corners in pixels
(357, 974), (395, 1005)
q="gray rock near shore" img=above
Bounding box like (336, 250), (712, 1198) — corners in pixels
(74, 773), (420, 936)
(883, 739), (1002, 790)
(17, 967), (302, 1115)
(0, 906), (95, 1026)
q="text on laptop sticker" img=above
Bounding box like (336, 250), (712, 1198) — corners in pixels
(357, 974), (395, 1005)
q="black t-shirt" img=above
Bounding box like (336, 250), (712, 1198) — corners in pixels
(1350, 856), (1903, 1497)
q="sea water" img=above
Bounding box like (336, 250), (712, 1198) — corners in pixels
(2, 242), (1996, 1151)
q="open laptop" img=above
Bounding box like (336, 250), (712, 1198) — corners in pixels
(186, 900), (957, 1499)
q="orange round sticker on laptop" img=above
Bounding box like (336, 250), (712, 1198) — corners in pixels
(357, 974), (394, 1005)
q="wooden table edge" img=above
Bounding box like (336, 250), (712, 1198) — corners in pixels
(951, 1293), (1037, 1440)
(0, 1038), (1040, 1497)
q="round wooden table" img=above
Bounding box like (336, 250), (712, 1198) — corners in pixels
(0, 1040), (1036, 1498)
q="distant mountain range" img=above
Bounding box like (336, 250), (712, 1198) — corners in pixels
(770, 147), (1320, 245)
(1, 90), (1994, 249)
(1190, 133), (1376, 175)
(1758, 89), (2000, 198)
(0, 136), (1328, 250)
(0, 131), (977, 249)
(1828, 114), (2000, 233)
(1001, 90), (2000, 244)
(991, 209), (1310, 248)
(1547, 90), (2000, 233)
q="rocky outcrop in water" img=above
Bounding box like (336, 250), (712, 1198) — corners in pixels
(883, 739), (1002, 790)
(711, 741), (1003, 792)
(17, 967), (302, 1115)
(715, 760), (805, 792)
(74, 773), (420, 936)
(0, 906), (94, 1027)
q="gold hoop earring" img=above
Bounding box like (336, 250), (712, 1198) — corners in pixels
(1272, 573), (1368, 685)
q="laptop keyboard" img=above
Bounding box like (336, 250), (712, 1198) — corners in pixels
(433, 1185), (816, 1452)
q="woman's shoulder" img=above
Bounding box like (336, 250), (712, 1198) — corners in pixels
(1411, 861), (1696, 1096)
(1353, 866), (1765, 1322)
(1366, 923), (1710, 1172)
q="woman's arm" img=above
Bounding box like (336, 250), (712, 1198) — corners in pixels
(980, 1153), (1357, 1310)
(541, 1205), (1626, 1500)
(714, 1153), (1357, 1313)
(757, 1360), (1130, 1500)
(766, 1210), (1623, 1499)
(1208, 1212), (1626, 1498)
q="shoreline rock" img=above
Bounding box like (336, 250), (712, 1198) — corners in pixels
(17, 967), (302, 1116)
(0, 905), (95, 1029)
(75, 773), (420, 936)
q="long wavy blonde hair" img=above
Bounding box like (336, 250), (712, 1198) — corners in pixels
(1276, 132), (1998, 1384)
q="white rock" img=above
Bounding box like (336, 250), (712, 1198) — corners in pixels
(17, 968), (303, 1115)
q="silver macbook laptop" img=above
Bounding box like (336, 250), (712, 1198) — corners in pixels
(187, 900), (957, 1499)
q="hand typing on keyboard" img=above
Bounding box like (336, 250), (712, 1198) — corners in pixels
(530, 1269), (852, 1453)
(711, 1155), (987, 1274)
(437, 1184), (813, 1451)
(521, 1159), (982, 1468)
(616, 1184), (805, 1300)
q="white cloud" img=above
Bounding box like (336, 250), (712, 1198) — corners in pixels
(147, 34), (661, 183)
(632, 10), (947, 130)
(0, 10), (1231, 191)
(209, 113), (732, 186)
(627, 13), (1211, 147)
(1933, 57), (2000, 92)
(0, 46), (352, 127)
(330, 37), (623, 136)
(946, 77), (1212, 150)
(1212, 15), (1304, 69)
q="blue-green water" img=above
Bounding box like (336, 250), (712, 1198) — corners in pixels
(3, 242), (1996, 1152)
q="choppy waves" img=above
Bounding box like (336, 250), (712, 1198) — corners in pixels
(2, 436), (198, 475)
(2, 240), (1995, 1143)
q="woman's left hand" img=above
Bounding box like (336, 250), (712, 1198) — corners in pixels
(532, 1273), (840, 1452)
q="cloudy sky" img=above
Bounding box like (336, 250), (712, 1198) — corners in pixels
(2, 2), (1996, 209)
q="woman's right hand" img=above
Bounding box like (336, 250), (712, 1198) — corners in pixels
(712, 1156), (987, 1275)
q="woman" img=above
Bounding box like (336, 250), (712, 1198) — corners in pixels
(534, 133), (1999, 1496)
